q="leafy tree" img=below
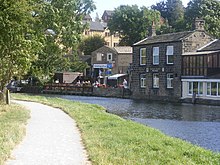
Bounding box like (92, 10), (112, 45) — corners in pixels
(185, 0), (220, 38)
(108, 5), (160, 46)
(28, 0), (96, 83)
(78, 35), (106, 55)
(151, 0), (184, 32)
(0, 0), (96, 88)
(0, 0), (35, 90)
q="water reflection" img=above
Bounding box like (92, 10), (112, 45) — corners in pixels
(59, 95), (220, 152)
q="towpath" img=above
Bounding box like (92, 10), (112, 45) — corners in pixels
(6, 100), (90, 165)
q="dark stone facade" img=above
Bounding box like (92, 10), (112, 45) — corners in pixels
(130, 30), (213, 101)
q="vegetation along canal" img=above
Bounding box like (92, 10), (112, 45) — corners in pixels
(60, 95), (220, 153)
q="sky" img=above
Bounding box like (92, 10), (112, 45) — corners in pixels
(91, 0), (191, 20)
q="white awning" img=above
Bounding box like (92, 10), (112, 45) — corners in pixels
(107, 74), (127, 80)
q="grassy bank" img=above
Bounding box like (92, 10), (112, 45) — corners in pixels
(0, 102), (30, 165)
(12, 94), (220, 165)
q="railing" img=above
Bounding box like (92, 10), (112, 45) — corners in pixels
(43, 83), (93, 95)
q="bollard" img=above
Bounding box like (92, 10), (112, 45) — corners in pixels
(6, 89), (10, 105)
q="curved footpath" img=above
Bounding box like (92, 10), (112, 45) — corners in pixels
(6, 100), (91, 165)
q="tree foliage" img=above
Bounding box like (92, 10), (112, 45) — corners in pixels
(108, 5), (161, 46)
(0, 0), (95, 88)
(0, 0), (34, 90)
(185, 0), (220, 38)
(151, 0), (184, 32)
(78, 35), (106, 55)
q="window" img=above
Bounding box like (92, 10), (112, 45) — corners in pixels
(167, 73), (173, 88)
(140, 48), (146, 65)
(85, 31), (90, 35)
(153, 73), (159, 88)
(97, 53), (102, 61)
(140, 74), (146, 88)
(107, 53), (112, 61)
(153, 47), (159, 65)
(207, 82), (219, 96)
(166, 46), (174, 64)
(188, 82), (203, 95)
(114, 43), (119, 47)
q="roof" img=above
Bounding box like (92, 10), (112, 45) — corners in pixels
(108, 74), (127, 80)
(103, 10), (114, 16)
(113, 46), (132, 54)
(92, 45), (117, 54)
(83, 14), (92, 21)
(133, 31), (194, 46)
(83, 21), (105, 31)
(182, 50), (220, 56)
(198, 39), (220, 51)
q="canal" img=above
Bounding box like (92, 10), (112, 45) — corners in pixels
(59, 95), (220, 153)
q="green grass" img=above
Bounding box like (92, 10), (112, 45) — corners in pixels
(12, 93), (220, 165)
(0, 102), (30, 165)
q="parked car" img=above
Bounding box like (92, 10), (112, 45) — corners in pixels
(6, 80), (22, 92)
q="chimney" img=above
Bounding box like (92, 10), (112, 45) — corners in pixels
(151, 21), (156, 37)
(195, 18), (205, 31)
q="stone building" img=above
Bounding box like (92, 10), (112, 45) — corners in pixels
(82, 13), (119, 48)
(130, 19), (214, 101)
(91, 45), (132, 81)
(101, 10), (114, 23)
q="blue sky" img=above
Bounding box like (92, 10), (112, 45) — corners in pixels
(91, 0), (191, 19)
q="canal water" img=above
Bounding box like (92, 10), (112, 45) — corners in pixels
(59, 95), (220, 153)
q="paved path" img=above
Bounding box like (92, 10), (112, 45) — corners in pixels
(6, 100), (91, 165)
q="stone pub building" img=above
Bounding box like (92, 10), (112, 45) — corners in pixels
(130, 19), (214, 101)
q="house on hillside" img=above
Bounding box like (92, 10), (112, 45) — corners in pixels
(182, 39), (220, 100)
(130, 18), (214, 101)
(82, 20), (119, 47)
(101, 10), (114, 23)
(91, 45), (132, 83)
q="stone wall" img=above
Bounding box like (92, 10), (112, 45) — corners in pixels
(93, 87), (131, 98)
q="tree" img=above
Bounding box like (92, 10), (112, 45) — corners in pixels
(151, 0), (185, 32)
(108, 5), (160, 46)
(0, 0), (35, 90)
(28, 0), (96, 83)
(0, 0), (96, 88)
(185, 0), (220, 38)
(78, 35), (106, 55)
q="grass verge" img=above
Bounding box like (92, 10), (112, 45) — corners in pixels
(12, 93), (220, 165)
(0, 101), (30, 165)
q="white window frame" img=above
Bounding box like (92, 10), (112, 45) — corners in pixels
(140, 48), (146, 65)
(153, 47), (159, 65)
(207, 82), (220, 96)
(97, 53), (102, 61)
(188, 82), (203, 96)
(153, 73), (159, 88)
(107, 53), (112, 61)
(167, 73), (173, 89)
(166, 46), (174, 64)
(140, 74), (146, 88)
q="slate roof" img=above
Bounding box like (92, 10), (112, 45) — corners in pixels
(83, 14), (92, 21)
(92, 46), (132, 54)
(104, 10), (114, 16)
(83, 21), (105, 31)
(198, 39), (220, 51)
(114, 46), (132, 54)
(182, 50), (220, 56)
(133, 31), (194, 46)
